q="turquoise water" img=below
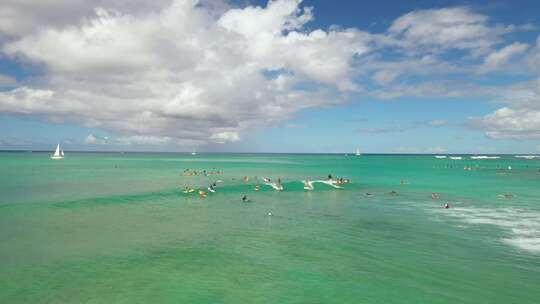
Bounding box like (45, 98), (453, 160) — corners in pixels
(1, 152), (539, 303)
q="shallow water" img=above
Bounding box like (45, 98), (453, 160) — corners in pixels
(1, 152), (539, 303)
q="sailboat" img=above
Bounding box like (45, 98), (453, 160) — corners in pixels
(50, 144), (64, 159)
(355, 147), (361, 156)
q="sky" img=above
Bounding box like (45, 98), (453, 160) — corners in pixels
(1, 0), (540, 153)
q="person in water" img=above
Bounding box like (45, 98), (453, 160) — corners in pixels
(443, 203), (451, 209)
(242, 195), (250, 202)
(328, 174), (333, 180)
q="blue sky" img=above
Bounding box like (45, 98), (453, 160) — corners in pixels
(1, 0), (540, 153)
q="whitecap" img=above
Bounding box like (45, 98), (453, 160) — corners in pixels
(434, 206), (540, 254)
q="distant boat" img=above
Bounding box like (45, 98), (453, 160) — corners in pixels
(50, 144), (64, 160)
(355, 148), (361, 156)
(449, 156), (462, 160)
(435, 155), (447, 159)
(191, 152), (197, 155)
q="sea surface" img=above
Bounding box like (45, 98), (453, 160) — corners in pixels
(1, 152), (539, 303)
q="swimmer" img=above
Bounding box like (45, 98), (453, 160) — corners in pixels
(365, 192), (375, 197)
(328, 174), (333, 180)
(443, 203), (451, 209)
(254, 185), (260, 191)
(199, 190), (207, 198)
(389, 190), (398, 195)
(243, 176), (250, 182)
(242, 195), (250, 202)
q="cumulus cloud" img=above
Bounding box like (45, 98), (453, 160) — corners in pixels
(0, 1), (537, 148)
(1, 0), (371, 147)
(480, 107), (540, 139)
(475, 77), (540, 139)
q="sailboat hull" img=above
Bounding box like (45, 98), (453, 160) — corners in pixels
(50, 156), (64, 159)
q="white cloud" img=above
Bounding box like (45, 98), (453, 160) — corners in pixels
(387, 7), (516, 55)
(479, 107), (540, 139)
(0, 2), (537, 148)
(0, 0), (371, 146)
(476, 77), (540, 139)
(85, 134), (98, 144)
(479, 42), (529, 73)
(116, 135), (174, 145)
(369, 55), (461, 85)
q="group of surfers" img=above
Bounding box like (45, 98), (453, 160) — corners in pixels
(181, 169), (512, 208)
(182, 168), (223, 177)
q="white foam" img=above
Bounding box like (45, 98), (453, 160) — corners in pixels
(503, 238), (540, 253)
(515, 155), (540, 159)
(470, 155), (500, 159)
(435, 206), (540, 254)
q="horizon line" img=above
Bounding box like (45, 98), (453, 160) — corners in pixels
(0, 149), (538, 156)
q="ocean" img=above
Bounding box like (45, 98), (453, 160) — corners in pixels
(1, 152), (539, 303)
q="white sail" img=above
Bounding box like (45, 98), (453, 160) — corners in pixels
(355, 148), (361, 156)
(51, 144), (64, 159)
